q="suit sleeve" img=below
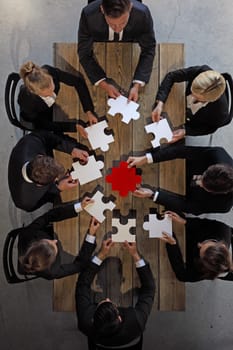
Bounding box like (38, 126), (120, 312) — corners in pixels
(134, 263), (155, 330)
(78, 9), (107, 84)
(155, 65), (211, 104)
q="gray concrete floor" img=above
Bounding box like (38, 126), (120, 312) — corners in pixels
(0, 1), (233, 349)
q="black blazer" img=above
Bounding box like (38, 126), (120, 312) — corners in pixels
(17, 203), (96, 280)
(166, 217), (233, 282)
(8, 130), (82, 212)
(75, 261), (155, 347)
(151, 143), (233, 214)
(18, 65), (94, 132)
(78, 0), (156, 84)
(155, 65), (230, 135)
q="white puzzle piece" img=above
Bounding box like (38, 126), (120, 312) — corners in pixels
(112, 218), (136, 242)
(143, 213), (172, 238)
(107, 95), (140, 124)
(85, 120), (114, 152)
(145, 119), (173, 148)
(70, 155), (104, 185)
(84, 190), (116, 223)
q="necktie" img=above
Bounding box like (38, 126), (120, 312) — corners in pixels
(114, 32), (119, 41)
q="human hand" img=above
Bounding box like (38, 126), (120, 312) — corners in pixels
(86, 111), (98, 125)
(99, 81), (120, 98)
(57, 175), (78, 191)
(160, 232), (176, 245)
(128, 83), (140, 102)
(168, 128), (185, 144)
(127, 155), (147, 168)
(133, 186), (154, 199)
(76, 124), (88, 138)
(89, 217), (100, 236)
(98, 238), (114, 260)
(165, 211), (186, 225)
(71, 148), (89, 163)
(151, 101), (164, 122)
(81, 196), (94, 209)
(123, 241), (140, 262)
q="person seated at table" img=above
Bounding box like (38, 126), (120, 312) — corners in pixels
(127, 143), (233, 215)
(78, 0), (156, 101)
(160, 211), (233, 282)
(18, 61), (98, 136)
(152, 65), (231, 140)
(75, 239), (155, 349)
(8, 130), (89, 212)
(18, 203), (99, 280)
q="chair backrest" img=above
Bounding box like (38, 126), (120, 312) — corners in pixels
(4, 72), (34, 131)
(222, 72), (233, 121)
(3, 228), (39, 284)
(88, 335), (143, 350)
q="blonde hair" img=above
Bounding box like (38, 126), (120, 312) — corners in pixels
(191, 70), (226, 102)
(19, 61), (52, 94)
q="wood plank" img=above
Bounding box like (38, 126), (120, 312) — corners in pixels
(158, 43), (186, 311)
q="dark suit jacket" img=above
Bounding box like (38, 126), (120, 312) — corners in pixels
(155, 65), (230, 135)
(75, 261), (155, 347)
(151, 143), (233, 214)
(78, 0), (156, 84)
(17, 203), (96, 280)
(166, 218), (233, 282)
(18, 65), (94, 131)
(8, 130), (82, 212)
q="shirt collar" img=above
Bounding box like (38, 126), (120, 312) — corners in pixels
(22, 161), (33, 183)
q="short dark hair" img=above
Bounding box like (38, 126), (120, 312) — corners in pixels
(102, 0), (131, 18)
(93, 301), (121, 336)
(202, 164), (233, 194)
(28, 155), (65, 186)
(197, 242), (232, 279)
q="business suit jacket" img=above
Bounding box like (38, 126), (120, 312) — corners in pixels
(78, 0), (156, 85)
(8, 130), (82, 212)
(75, 261), (155, 347)
(151, 143), (233, 214)
(155, 65), (230, 135)
(18, 65), (94, 132)
(17, 203), (96, 280)
(166, 218), (233, 282)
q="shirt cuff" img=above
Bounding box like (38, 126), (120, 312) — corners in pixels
(95, 78), (106, 86)
(85, 234), (96, 244)
(132, 80), (145, 87)
(136, 258), (146, 268)
(153, 191), (159, 202)
(92, 255), (103, 266)
(145, 153), (153, 164)
(74, 202), (83, 213)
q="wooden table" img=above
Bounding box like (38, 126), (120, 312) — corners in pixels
(53, 42), (185, 312)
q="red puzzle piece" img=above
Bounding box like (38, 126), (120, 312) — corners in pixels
(106, 161), (142, 197)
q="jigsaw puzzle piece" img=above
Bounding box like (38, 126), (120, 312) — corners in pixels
(106, 161), (142, 197)
(107, 95), (140, 124)
(143, 212), (172, 238)
(70, 155), (104, 185)
(84, 190), (116, 223)
(145, 119), (173, 148)
(111, 210), (136, 242)
(85, 120), (114, 152)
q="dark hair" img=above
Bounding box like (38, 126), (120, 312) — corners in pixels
(93, 301), (121, 336)
(19, 240), (57, 273)
(102, 0), (131, 18)
(28, 155), (65, 186)
(197, 242), (232, 279)
(202, 164), (233, 194)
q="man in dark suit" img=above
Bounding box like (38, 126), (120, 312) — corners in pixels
(8, 130), (89, 212)
(78, 0), (156, 101)
(159, 211), (233, 282)
(127, 143), (233, 214)
(75, 239), (155, 349)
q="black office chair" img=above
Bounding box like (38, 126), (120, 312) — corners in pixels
(88, 335), (143, 350)
(3, 228), (39, 284)
(4, 72), (34, 132)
